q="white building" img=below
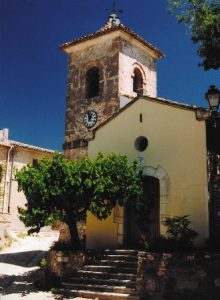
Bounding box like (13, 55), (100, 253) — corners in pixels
(0, 128), (54, 245)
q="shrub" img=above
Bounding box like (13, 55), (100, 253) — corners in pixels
(164, 215), (198, 247)
(143, 215), (198, 252)
(39, 258), (47, 268)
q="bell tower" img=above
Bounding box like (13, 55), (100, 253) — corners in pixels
(60, 15), (164, 159)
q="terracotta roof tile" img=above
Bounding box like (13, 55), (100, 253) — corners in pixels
(59, 23), (164, 58)
(9, 140), (55, 153)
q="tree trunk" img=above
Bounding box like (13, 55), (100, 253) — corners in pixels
(58, 221), (72, 243)
(58, 219), (82, 249)
(68, 219), (82, 249)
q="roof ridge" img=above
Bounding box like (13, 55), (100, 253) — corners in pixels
(91, 95), (208, 134)
(59, 22), (164, 57)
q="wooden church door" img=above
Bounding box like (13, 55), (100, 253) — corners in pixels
(124, 176), (160, 247)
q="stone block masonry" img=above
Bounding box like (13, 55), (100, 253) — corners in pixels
(47, 249), (220, 299)
(64, 37), (120, 159)
(137, 251), (220, 299)
(209, 174), (220, 246)
(63, 31), (158, 160)
(48, 250), (86, 277)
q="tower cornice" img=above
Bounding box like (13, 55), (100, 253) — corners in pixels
(59, 23), (164, 59)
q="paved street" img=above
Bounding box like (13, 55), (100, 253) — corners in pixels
(0, 231), (60, 299)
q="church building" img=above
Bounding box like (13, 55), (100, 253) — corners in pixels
(60, 14), (209, 248)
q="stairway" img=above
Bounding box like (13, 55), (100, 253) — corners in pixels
(62, 249), (140, 300)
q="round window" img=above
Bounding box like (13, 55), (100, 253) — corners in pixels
(135, 136), (148, 152)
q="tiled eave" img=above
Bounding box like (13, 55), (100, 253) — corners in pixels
(59, 24), (164, 58)
(147, 96), (201, 111)
(9, 140), (55, 154)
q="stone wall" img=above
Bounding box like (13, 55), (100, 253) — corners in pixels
(48, 250), (86, 277)
(137, 251), (220, 299)
(63, 33), (158, 160)
(47, 249), (220, 299)
(209, 174), (220, 246)
(64, 37), (120, 159)
(64, 145), (89, 161)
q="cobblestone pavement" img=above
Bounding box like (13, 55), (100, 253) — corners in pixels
(0, 231), (63, 299)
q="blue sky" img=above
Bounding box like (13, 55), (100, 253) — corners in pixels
(0, 0), (218, 151)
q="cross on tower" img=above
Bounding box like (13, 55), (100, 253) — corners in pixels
(107, 1), (123, 14)
(106, 1), (123, 26)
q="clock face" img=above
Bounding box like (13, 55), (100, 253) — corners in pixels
(83, 110), (98, 128)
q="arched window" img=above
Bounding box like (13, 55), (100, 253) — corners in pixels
(133, 68), (143, 94)
(86, 67), (100, 98)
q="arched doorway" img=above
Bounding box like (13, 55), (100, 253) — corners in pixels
(124, 176), (160, 247)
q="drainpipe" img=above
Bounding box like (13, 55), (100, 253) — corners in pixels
(7, 147), (15, 213)
(3, 145), (13, 213)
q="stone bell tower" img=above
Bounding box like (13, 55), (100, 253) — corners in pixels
(60, 14), (164, 159)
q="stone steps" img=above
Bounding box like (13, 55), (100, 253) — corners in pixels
(73, 270), (137, 280)
(90, 259), (137, 267)
(61, 249), (139, 299)
(62, 282), (136, 294)
(99, 254), (137, 261)
(64, 276), (136, 287)
(83, 265), (137, 274)
(104, 249), (138, 255)
(61, 289), (140, 300)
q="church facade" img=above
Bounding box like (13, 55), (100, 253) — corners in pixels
(60, 15), (209, 248)
(86, 96), (208, 248)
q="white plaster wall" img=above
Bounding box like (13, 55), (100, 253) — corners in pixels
(0, 147), (53, 232)
(119, 95), (132, 108)
(9, 149), (53, 231)
(119, 50), (157, 99)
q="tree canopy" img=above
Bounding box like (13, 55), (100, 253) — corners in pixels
(16, 153), (143, 248)
(167, 0), (220, 70)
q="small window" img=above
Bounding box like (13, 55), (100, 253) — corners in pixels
(140, 113), (143, 123)
(133, 68), (143, 94)
(86, 67), (100, 98)
(32, 159), (39, 168)
(135, 136), (148, 152)
(0, 164), (4, 183)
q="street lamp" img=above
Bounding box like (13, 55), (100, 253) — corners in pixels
(205, 85), (220, 113)
(205, 86), (220, 246)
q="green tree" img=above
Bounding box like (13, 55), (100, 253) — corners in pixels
(167, 0), (220, 70)
(16, 153), (143, 249)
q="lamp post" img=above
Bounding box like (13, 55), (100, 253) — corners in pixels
(205, 85), (220, 174)
(205, 85), (220, 114)
(206, 85), (220, 247)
